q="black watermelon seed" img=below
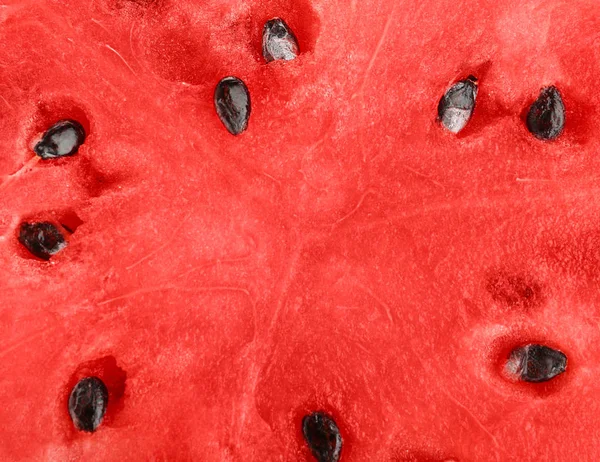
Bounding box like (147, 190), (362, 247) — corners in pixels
(68, 377), (108, 433)
(437, 75), (478, 133)
(214, 77), (251, 136)
(34, 120), (86, 159)
(526, 86), (565, 140)
(507, 344), (567, 383)
(302, 412), (343, 462)
(262, 18), (300, 63)
(18, 222), (67, 260)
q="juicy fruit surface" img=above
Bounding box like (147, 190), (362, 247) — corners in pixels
(1, 0), (600, 460)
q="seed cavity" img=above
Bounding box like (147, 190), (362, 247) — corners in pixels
(34, 120), (86, 159)
(68, 377), (109, 433)
(18, 222), (67, 260)
(485, 271), (543, 309)
(302, 412), (343, 462)
(437, 75), (478, 133)
(526, 86), (565, 140)
(214, 77), (251, 136)
(506, 344), (567, 383)
(262, 18), (299, 63)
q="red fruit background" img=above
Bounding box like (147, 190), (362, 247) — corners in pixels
(1, 0), (600, 460)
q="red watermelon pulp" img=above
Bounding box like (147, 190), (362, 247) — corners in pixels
(1, 0), (600, 460)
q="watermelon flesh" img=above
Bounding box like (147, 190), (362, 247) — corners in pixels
(1, 0), (600, 460)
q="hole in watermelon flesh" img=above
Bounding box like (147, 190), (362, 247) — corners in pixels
(459, 327), (573, 400)
(262, 18), (300, 63)
(34, 120), (86, 160)
(65, 356), (127, 435)
(76, 156), (127, 198)
(17, 221), (67, 261)
(485, 270), (545, 310)
(506, 344), (567, 383)
(68, 377), (109, 433)
(29, 99), (91, 154)
(58, 210), (84, 234)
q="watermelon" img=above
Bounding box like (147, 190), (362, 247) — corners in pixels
(1, 0), (600, 460)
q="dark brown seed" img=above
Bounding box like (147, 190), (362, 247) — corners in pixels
(437, 75), (478, 133)
(34, 120), (86, 159)
(507, 344), (567, 383)
(18, 222), (66, 260)
(526, 86), (565, 140)
(214, 77), (251, 136)
(262, 18), (299, 63)
(68, 377), (108, 432)
(302, 412), (343, 462)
